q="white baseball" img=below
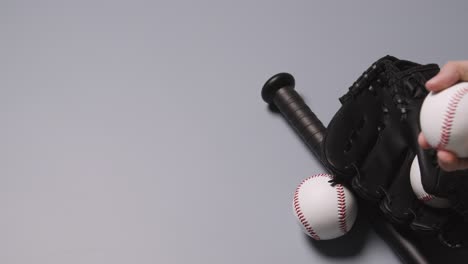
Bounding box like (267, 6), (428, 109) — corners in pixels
(420, 82), (468, 157)
(409, 157), (451, 208)
(292, 174), (358, 240)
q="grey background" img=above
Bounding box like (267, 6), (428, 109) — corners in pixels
(1, 1), (467, 263)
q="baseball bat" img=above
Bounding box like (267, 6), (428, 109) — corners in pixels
(261, 72), (428, 264)
(261, 73), (326, 160)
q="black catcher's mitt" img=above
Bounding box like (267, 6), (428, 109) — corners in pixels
(323, 55), (468, 249)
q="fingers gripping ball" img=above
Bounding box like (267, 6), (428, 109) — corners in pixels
(292, 174), (358, 240)
(420, 82), (468, 157)
(410, 157), (451, 209)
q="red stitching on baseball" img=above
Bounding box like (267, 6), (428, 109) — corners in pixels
(437, 86), (468, 149)
(293, 174), (333, 240)
(336, 185), (348, 234)
(419, 194), (434, 202)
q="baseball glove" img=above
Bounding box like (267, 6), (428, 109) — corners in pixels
(323, 55), (468, 250)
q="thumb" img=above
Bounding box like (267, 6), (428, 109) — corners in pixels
(426, 61), (468, 92)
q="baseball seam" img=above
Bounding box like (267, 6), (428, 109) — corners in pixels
(437, 86), (468, 149)
(336, 185), (348, 234)
(418, 193), (435, 202)
(293, 174), (333, 240)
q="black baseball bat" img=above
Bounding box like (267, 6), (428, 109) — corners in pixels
(261, 72), (429, 264)
(261, 73), (326, 161)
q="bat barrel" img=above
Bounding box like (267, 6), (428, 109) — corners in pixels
(261, 73), (326, 158)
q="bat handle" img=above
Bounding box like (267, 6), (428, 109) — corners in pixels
(262, 73), (326, 159)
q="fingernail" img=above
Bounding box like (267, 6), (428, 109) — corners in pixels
(426, 79), (436, 89)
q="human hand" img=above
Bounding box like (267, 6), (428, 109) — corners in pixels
(419, 61), (468, 171)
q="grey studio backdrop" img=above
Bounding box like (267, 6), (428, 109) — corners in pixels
(1, 1), (467, 263)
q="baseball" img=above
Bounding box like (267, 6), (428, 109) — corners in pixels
(292, 174), (358, 240)
(420, 82), (468, 157)
(409, 157), (451, 209)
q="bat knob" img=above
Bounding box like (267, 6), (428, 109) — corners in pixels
(261, 72), (295, 104)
